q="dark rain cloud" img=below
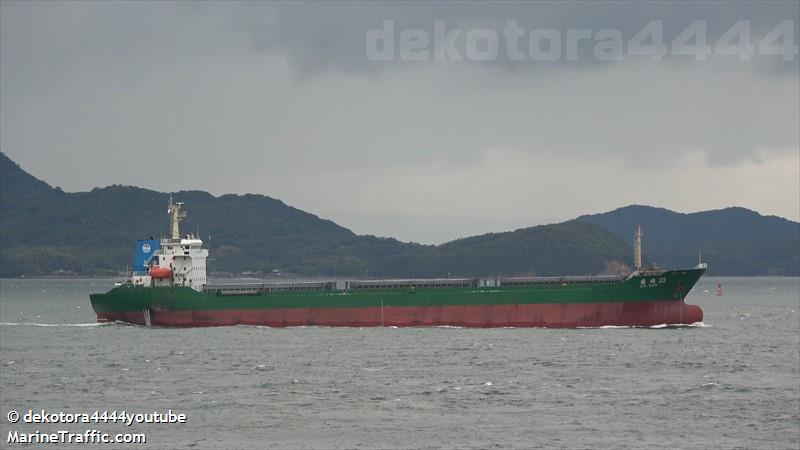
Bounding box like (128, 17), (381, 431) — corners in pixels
(1, 1), (797, 242)
(239, 1), (799, 75)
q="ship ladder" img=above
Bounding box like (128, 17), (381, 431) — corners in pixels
(143, 309), (152, 328)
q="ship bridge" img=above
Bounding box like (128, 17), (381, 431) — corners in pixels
(130, 196), (208, 291)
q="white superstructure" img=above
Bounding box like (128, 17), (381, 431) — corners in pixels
(138, 197), (209, 291)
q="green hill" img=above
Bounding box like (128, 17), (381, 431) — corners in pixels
(0, 152), (630, 277)
(376, 221), (630, 277)
(579, 205), (800, 275)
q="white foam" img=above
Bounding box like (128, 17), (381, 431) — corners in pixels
(0, 322), (108, 327)
(579, 321), (710, 329)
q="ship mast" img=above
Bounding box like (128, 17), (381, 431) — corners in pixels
(634, 225), (643, 271)
(168, 195), (186, 240)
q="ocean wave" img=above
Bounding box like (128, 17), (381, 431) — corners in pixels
(0, 322), (109, 327)
(578, 321), (710, 329)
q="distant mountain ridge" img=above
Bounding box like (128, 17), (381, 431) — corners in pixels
(2, 152), (796, 276)
(579, 205), (799, 275)
(0, 152), (629, 277)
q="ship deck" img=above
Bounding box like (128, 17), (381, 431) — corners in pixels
(202, 275), (627, 296)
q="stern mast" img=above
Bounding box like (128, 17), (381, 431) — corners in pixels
(634, 225), (643, 271)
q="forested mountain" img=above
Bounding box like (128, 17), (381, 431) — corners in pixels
(3, 152), (796, 277)
(579, 205), (800, 275)
(1, 152), (629, 277)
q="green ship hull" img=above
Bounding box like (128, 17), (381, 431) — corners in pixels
(90, 268), (705, 328)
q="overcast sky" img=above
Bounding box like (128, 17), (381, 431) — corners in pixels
(2, 1), (798, 243)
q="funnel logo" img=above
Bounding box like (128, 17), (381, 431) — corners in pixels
(142, 243), (151, 253)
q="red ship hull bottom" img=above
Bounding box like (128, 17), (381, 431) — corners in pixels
(96, 300), (703, 328)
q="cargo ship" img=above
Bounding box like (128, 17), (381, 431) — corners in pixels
(90, 199), (706, 328)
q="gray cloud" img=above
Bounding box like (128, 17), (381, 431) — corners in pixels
(243, 1), (799, 74)
(8, 2), (794, 79)
(1, 1), (798, 243)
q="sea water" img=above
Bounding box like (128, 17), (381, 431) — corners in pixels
(1, 277), (798, 449)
